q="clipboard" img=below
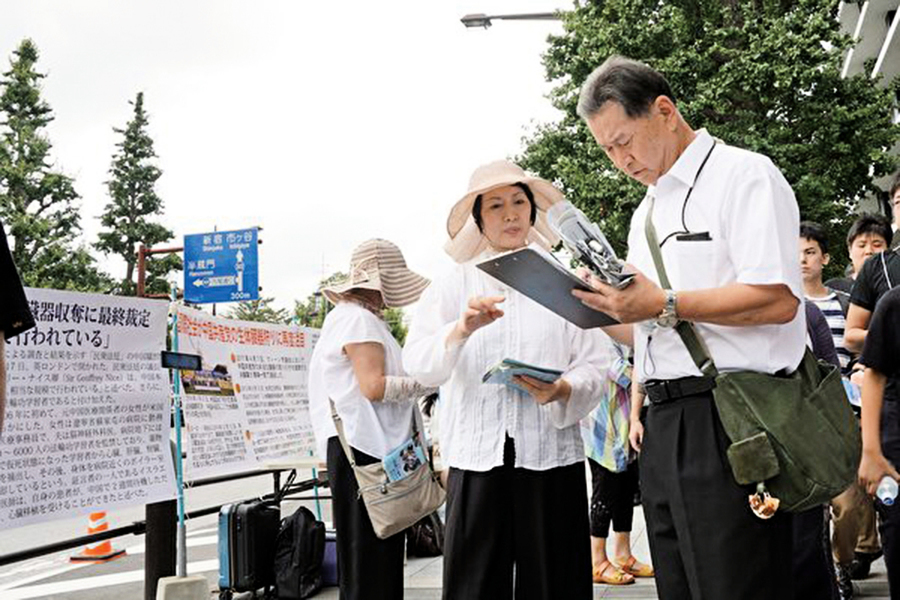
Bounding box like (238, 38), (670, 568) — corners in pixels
(476, 248), (619, 329)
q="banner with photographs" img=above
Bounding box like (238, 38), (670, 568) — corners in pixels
(175, 306), (316, 479)
(0, 288), (176, 530)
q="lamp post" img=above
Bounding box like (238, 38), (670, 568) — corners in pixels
(460, 12), (560, 29)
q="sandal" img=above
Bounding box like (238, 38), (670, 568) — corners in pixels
(614, 555), (654, 578)
(592, 559), (635, 585)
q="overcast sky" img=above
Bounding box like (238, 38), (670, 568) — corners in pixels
(1, 1), (572, 312)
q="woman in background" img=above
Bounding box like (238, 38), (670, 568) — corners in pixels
(582, 341), (654, 585)
(308, 238), (432, 600)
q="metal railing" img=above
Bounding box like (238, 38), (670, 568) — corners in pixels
(0, 467), (329, 595)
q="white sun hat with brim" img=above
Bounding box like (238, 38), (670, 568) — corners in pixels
(321, 239), (430, 308)
(444, 160), (564, 263)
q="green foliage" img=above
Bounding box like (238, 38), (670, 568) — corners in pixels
(96, 92), (181, 296)
(293, 271), (408, 344)
(0, 39), (111, 290)
(226, 296), (290, 324)
(519, 0), (900, 280)
(383, 307), (408, 345)
(293, 272), (346, 328)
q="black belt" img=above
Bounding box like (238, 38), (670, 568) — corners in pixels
(644, 376), (716, 405)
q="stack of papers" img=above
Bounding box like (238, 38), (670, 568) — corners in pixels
(482, 358), (563, 395)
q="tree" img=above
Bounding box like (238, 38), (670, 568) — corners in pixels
(226, 296), (290, 324)
(95, 92), (180, 296)
(518, 0), (900, 279)
(293, 272), (347, 329)
(384, 307), (408, 345)
(293, 272), (408, 344)
(0, 39), (111, 291)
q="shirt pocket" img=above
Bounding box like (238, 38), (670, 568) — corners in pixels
(665, 238), (723, 290)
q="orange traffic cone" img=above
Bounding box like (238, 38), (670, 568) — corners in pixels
(70, 511), (127, 563)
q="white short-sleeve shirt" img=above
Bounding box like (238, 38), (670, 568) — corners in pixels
(626, 129), (806, 383)
(308, 302), (414, 460)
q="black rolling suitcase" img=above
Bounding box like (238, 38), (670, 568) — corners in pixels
(218, 500), (281, 599)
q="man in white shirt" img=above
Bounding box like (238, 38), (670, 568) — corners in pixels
(572, 56), (805, 599)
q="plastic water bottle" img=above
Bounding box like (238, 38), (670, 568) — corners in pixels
(877, 476), (899, 505)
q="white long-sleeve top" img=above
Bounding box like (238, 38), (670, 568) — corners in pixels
(403, 246), (610, 472)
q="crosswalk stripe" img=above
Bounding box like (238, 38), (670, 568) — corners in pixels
(3, 559), (219, 599)
(127, 535), (218, 555)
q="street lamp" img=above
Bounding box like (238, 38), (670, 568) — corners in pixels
(460, 12), (560, 29)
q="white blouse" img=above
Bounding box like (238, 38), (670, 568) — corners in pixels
(308, 302), (415, 460)
(403, 245), (610, 472)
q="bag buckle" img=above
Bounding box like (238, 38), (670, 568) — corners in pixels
(748, 483), (780, 519)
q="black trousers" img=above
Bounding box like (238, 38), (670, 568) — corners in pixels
(791, 506), (838, 599)
(588, 457), (639, 537)
(879, 400), (900, 600)
(326, 436), (405, 600)
(442, 436), (592, 600)
(641, 392), (794, 600)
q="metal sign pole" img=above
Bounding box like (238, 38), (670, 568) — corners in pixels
(170, 288), (188, 578)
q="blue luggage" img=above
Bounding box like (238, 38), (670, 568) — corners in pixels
(217, 500), (281, 600)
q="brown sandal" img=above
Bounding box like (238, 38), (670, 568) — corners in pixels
(614, 555), (654, 578)
(592, 560), (635, 585)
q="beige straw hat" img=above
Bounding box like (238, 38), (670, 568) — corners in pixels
(444, 160), (564, 263)
(322, 239), (430, 308)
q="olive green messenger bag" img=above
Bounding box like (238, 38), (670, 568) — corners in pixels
(644, 195), (860, 516)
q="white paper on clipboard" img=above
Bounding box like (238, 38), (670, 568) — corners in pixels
(476, 248), (619, 329)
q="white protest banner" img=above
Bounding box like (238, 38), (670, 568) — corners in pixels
(175, 306), (316, 479)
(0, 288), (176, 531)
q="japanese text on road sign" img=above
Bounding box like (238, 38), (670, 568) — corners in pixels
(184, 228), (259, 303)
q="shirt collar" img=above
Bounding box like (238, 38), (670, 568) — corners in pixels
(652, 128), (715, 197)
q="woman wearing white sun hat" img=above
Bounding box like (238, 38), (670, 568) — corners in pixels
(308, 238), (433, 600)
(403, 160), (611, 600)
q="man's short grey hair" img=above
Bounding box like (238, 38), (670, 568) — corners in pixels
(576, 55), (676, 120)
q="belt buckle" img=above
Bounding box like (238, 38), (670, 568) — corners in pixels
(646, 380), (669, 403)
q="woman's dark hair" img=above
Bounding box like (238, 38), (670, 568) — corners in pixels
(471, 182), (537, 233)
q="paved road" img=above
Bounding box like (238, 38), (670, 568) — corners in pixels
(0, 468), (892, 599)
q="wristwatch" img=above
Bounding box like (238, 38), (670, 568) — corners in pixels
(655, 289), (678, 328)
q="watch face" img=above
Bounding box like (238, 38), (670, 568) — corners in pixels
(658, 314), (677, 328)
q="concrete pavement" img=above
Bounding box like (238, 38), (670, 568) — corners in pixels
(0, 466), (893, 599)
(2, 499), (891, 599)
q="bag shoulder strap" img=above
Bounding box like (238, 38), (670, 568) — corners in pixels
(330, 398), (360, 469)
(643, 195), (718, 378)
(329, 398), (427, 471)
(829, 288), (850, 317)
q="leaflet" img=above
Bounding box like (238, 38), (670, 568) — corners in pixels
(383, 436), (428, 482)
(482, 358), (563, 395)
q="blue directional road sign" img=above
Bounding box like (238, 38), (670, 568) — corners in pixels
(184, 228), (259, 303)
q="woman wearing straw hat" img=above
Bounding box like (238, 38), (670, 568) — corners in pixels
(403, 161), (610, 600)
(308, 238), (432, 600)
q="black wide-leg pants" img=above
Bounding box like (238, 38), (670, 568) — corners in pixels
(442, 436), (592, 600)
(878, 400), (900, 600)
(640, 391), (794, 600)
(327, 436), (405, 600)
